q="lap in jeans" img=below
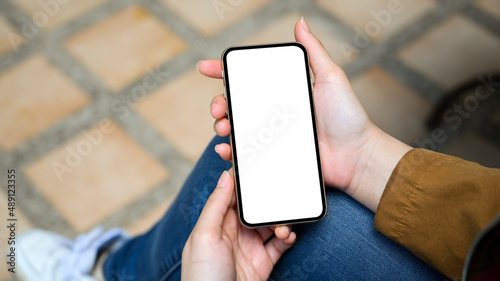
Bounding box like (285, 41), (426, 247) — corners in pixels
(270, 190), (447, 281)
(105, 136), (448, 280)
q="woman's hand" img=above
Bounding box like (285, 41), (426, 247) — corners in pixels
(181, 170), (296, 281)
(199, 18), (412, 212)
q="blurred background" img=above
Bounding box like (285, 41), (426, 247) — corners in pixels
(0, 0), (499, 278)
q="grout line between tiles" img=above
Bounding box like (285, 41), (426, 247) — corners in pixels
(462, 3), (500, 39)
(0, 167), (77, 237)
(142, 0), (208, 51)
(8, 104), (111, 168)
(379, 57), (443, 103)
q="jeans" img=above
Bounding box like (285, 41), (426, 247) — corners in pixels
(103, 135), (447, 281)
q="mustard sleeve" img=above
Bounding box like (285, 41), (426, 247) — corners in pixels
(374, 148), (500, 280)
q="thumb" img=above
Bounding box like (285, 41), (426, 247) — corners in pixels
(265, 232), (296, 266)
(196, 170), (234, 232)
(294, 17), (344, 83)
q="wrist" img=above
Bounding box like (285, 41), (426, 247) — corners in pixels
(347, 125), (412, 212)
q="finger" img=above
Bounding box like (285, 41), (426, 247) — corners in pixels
(256, 227), (274, 243)
(196, 171), (234, 231)
(213, 118), (231, 137)
(265, 232), (296, 266)
(197, 59), (223, 79)
(214, 143), (232, 161)
(294, 18), (344, 83)
(228, 167), (237, 207)
(229, 189), (237, 208)
(210, 94), (227, 119)
(274, 225), (292, 240)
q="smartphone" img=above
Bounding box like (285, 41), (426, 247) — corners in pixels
(222, 42), (327, 228)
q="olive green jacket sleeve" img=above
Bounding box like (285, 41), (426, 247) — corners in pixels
(374, 148), (500, 280)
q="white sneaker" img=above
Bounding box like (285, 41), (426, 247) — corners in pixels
(17, 227), (129, 281)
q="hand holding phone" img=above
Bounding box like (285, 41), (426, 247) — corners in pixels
(202, 17), (410, 216)
(182, 169), (296, 281)
(222, 43), (326, 228)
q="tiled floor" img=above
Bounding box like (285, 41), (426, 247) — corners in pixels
(136, 69), (221, 162)
(399, 15), (500, 91)
(0, 55), (89, 151)
(0, 15), (22, 56)
(24, 121), (169, 232)
(15, 0), (109, 30)
(317, 0), (437, 42)
(0, 0), (499, 280)
(162, 0), (271, 36)
(351, 67), (432, 144)
(64, 6), (187, 91)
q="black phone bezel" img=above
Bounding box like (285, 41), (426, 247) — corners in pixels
(221, 42), (327, 228)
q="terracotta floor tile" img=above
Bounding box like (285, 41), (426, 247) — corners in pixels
(0, 15), (23, 55)
(317, 0), (435, 42)
(136, 69), (219, 162)
(24, 120), (169, 232)
(162, 0), (270, 36)
(399, 16), (500, 91)
(125, 194), (177, 236)
(352, 67), (432, 144)
(442, 132), (500, 169)
(477, 0), (500, 20)
(14, 0), (108, 30)
(242, 13), (356, 66)
(0, 55), (89, 151)
(0, 187), (32, 280)
(65, 6), (187, 91)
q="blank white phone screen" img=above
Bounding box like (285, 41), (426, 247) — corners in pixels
(224, 44), (325, 226)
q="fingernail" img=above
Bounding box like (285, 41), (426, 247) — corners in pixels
(210, 101), (216, 110)
(217, 170), (230, 188)
(196, 60), (203, 72)
(215, 144), (221, 154)
(279, 225), (289, 235)
(300, 17), (311, 33)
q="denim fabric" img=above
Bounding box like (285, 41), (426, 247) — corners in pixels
(103, 135), (447, 281)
